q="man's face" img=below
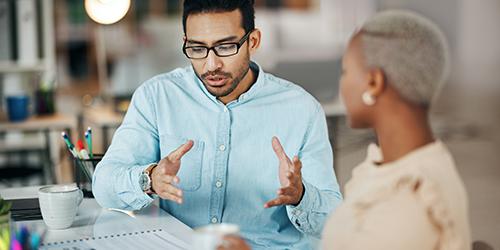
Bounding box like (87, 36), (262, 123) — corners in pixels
(185, 10), (252, 97)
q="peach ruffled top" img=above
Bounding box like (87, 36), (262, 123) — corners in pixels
(322, 141), (471, 250)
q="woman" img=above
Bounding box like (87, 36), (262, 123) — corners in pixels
(322, 10), (471, 250)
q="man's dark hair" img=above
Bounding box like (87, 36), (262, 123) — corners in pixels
(182, 0), (255, 34)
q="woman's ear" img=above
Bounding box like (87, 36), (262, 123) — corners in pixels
(248, 29), (261, 54)
(368, 68), (386, 98)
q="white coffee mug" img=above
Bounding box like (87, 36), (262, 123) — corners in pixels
(38, 184), (83, 230)
(192, 223), (240, 250)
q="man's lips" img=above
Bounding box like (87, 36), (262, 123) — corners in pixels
(204, 75), (229, 87)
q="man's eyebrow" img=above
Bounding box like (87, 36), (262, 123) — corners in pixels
(186, 35), (239, 46)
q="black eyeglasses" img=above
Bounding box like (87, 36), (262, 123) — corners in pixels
(183, 30), (253, 59)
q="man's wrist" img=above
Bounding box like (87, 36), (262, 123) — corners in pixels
(141, 163), (158, 193)
(293, 183), (305, 206)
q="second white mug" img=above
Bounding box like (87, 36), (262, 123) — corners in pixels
(192, 223), (240, 250)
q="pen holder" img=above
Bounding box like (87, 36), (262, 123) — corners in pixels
(74, 154), (104, 198)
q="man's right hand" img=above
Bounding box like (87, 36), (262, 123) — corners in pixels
(151, 140), (194, 204)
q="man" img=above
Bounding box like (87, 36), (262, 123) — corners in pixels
(92, 0), (342, 248)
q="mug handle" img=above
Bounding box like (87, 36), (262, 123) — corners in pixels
(76, 189), (83, 206)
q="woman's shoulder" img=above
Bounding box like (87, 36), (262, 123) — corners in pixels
(340, 141), (471, 249)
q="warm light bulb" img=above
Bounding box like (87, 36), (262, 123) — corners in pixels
(85, 0), (131, 25)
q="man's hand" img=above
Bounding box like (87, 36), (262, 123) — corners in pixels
(217, 235), (251, 250)
(264, 136), (304, 208)
(151, 140), (194, 204)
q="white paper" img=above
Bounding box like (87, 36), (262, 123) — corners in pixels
(40, 229), (190, 250)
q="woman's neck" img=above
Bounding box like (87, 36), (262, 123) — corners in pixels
(373, 104), (434, 164)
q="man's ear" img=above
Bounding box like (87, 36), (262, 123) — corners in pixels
(368, 68), (386, 98)
(183, 36), (187, 43)
(248, 29), (261, 54)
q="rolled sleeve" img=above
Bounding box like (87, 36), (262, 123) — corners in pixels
(285, 103), (343, 238)
(92, 83), (160, 210)
(286, 180), (317, 231)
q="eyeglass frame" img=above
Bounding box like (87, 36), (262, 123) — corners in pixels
(182, 30), (254, 59)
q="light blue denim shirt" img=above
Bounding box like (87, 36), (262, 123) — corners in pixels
(93, 62), (342, 249)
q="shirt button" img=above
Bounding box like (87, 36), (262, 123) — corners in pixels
(211, 217), (218, 224)
(223, 107), (228, 112)
(219, 144), (226, 151)
(215, 181), (223, 188)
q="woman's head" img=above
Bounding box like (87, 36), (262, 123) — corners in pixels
(340, 10), (450, 128)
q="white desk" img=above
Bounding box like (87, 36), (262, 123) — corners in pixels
(0, 186), (193, 249)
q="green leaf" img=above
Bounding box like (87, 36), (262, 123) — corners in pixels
(0, 198), (12, 216)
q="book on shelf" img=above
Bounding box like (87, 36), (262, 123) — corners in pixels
(16, 0), (39, 66)
(0, 0), (14, 62)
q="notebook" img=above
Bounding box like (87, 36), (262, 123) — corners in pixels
(6, 198), (42, 221)
(39, 228), (190, 250)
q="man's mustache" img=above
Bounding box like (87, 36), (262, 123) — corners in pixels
(201, 70), (232, 79)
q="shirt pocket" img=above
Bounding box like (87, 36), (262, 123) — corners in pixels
(159, 134), (204, 191)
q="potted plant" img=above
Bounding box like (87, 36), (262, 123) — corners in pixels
(0, 197), (12, 250)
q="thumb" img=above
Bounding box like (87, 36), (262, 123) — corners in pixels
(168, 140), (194, 162)
(164, 140), (194, 175)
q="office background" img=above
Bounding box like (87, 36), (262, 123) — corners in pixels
(0, 0), (498, 248)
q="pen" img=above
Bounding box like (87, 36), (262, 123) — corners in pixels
(86, 127), (93, 159)
(61, 132), (74, 149)
(61, 132), (79, 159)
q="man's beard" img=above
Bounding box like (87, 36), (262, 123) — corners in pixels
(196, 62), (250, 98)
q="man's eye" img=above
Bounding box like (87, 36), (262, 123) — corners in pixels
(191, 47), (206, 53)
(217, 44), (236, 51)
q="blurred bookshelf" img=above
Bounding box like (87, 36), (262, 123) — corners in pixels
(0, 62), (46, 74)
(0, 0), (55, 77)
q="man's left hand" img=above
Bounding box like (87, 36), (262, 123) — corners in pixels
(264, 136), (304, 208)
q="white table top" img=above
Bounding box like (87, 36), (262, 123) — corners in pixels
(0, 186), (193, 249)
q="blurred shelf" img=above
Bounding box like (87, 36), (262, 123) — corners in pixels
(0, 62), (47, 73)
(0, 113), (76, 132)
(83, 105), (123, 128)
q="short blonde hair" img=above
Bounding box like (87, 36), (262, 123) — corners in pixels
(359, 10), (450, 107)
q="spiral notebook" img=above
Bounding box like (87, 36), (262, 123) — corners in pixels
(40, 229), (190, 250)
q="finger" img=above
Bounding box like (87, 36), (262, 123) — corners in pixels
(157, 189), (183, 204)
(155, 174), (176, 184)
(159, 174), (180, 185)
(158, 182), (183, 197)
(264, 196), (294, 208)
(168, 140), (194, 162)
(271, 137), (291, 164)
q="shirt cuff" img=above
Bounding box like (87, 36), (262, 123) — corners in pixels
(126, 165), (155, 209)
(286, 179), (318, 232)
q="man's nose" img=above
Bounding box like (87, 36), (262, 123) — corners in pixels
(205, 49), (222, 72)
